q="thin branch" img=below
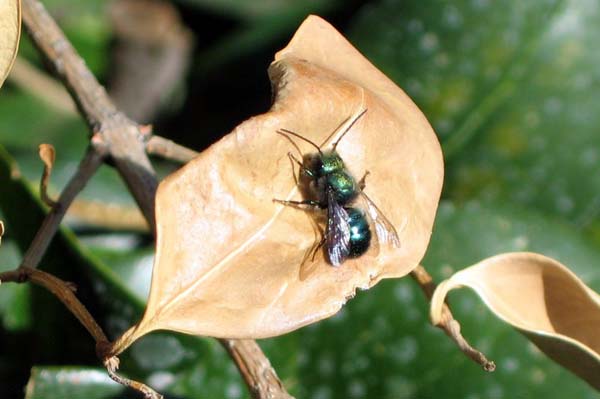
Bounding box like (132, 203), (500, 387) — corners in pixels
(21, 145), (105, 268)
(0, 267), (163, 399)
(411, 265), (496, 372)
(145, 135), (199, 163)
(221, 339), (294, 399)
(21, 1), (291, 397)
(104, 357), (163, 399)
(0, 266), (107, 345)
(22, 0), (158, 227)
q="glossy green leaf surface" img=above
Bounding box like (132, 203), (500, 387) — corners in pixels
(350, 0), (600, 239)
(346, 0), (600, 395)
(25, 367), (123, 399)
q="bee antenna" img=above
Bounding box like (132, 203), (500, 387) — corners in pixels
(275, 130), (303, 158)
(332, 109), (368, 150)
(277, 128), (323, 155)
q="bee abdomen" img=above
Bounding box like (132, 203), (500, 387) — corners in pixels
(346, 207), (371, 257)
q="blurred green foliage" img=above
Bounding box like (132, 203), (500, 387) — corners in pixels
(0, 0), (599, 398)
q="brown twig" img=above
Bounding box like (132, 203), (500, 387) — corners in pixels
(411, 265), (496, 372)
(0, 267), (107, 343)
(0, 267), (162, 398)
(104, 357), (163, 399)
(145, 135), (199, 163)
(221, 339), (294, 399)
(22, 0), (158, 227)
(21, 1), (291, 397)
(21, 145), (105, 269)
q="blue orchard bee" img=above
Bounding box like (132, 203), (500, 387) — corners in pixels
(274, 109), (400, 267)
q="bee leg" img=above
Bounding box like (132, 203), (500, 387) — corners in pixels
(286, 152), (300, 185)
(358, 170), (370, 190)
(288, 152), (313, 185)
(310, 236), (326, 261)
(273, 198), (321, 210)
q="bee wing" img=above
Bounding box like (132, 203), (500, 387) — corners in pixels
(326, 189), (351, 267)
(358, 191), (401, 249)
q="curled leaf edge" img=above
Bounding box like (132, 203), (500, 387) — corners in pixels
(430, 251), (600, 364)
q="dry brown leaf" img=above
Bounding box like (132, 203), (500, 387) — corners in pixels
(128, 15), (443, 341)
(431, 252), (600, 390)
(38, 144), (56, 207)
(0, 0), (20, 88)
(0, 220), (4, 245)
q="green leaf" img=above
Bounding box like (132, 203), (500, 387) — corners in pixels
(25, 367), (123, 399)
(349, 0), (600, 239)
(347, 4), (600, 393)
(0, 240), (31, 331)
(423, 201), (600, 284)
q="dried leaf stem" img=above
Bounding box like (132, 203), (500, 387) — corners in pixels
(104, 357), (163, 399)
(411, 265), (496, 372)
(20, 0), (290, 397)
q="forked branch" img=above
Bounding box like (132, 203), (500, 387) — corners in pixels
(19, 0), (292, 398)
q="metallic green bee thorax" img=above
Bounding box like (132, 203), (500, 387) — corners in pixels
(319, 151), (345, 175)
(326, 170), (358, 204)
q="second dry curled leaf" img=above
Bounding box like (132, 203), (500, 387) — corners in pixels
(431, 252), (600, 391)
(128, 16), (443, 342)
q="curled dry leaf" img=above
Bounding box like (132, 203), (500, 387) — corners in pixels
(127, 16), (443, 341)
(0, 0), (20, 88)
(38, 144), (56, 207)
(430, 252), (600, 391)
(0, 220), (4, 245)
